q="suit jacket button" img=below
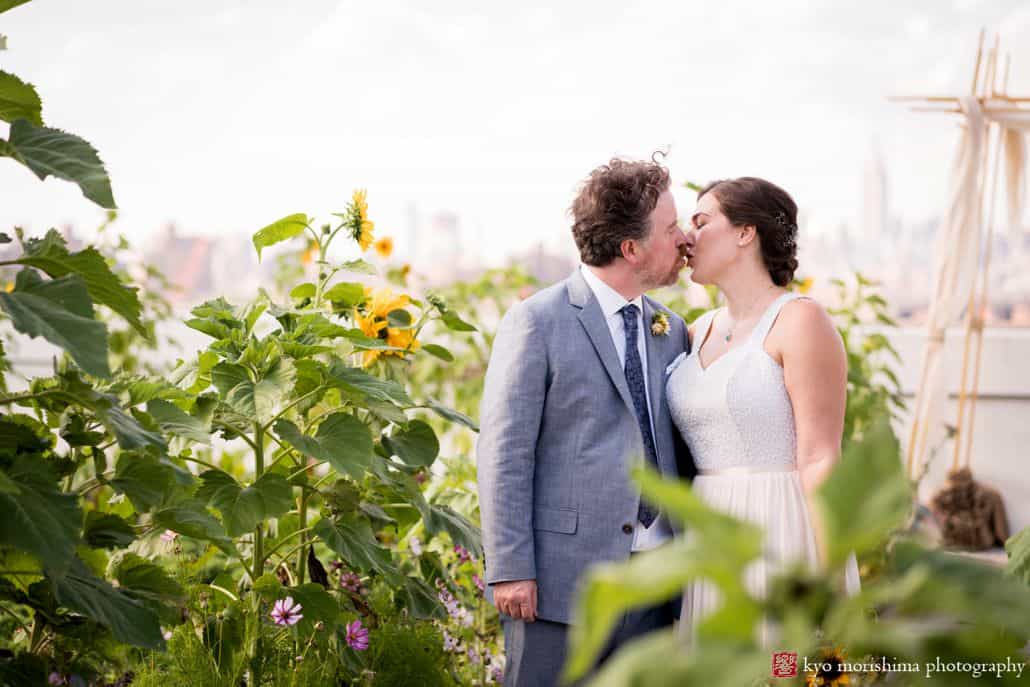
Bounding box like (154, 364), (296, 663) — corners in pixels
(622, 523), (633, 535)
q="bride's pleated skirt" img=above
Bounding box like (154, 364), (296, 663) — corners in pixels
(680, 470), (861, 647)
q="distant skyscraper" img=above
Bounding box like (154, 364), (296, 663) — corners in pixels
(862, 144), (888, 243)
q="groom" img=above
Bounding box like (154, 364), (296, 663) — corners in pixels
(477, 157), (697, 686)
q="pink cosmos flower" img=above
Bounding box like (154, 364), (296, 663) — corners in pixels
(346, 619), (370, 651)
(270, 596), (303, 626)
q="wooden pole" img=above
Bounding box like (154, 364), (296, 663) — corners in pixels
(962, 50), (1011, 469)
(950, 39), (997, 470)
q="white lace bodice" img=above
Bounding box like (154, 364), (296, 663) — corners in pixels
(666, 293), (806, 472)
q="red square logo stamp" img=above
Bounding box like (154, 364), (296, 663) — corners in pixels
(772, 651), (798, 678)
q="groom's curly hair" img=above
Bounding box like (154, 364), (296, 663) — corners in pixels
(570, 155), (671, 266)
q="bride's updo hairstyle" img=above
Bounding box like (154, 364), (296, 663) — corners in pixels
(697, 177), (799, 287)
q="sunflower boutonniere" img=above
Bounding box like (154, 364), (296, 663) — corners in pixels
(650, 311), (670, 337)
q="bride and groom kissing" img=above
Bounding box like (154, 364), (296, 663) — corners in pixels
(476, 156), (860, 686)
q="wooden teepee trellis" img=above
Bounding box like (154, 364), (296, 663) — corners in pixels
(890, 30), (1030, 480)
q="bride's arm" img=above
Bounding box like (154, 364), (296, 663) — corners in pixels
(776, 299), (847, 559)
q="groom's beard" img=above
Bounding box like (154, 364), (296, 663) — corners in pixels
(638, 262), (681, 291)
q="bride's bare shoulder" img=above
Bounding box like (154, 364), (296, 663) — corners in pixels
(771, 297), (843, 355)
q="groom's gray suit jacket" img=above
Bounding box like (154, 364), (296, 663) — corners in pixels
(477, 268), (695, 624)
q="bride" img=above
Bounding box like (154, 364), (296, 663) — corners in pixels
(666, 176), (860, 645)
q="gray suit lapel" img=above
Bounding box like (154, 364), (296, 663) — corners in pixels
(642, 298), (666, 426)
(566, 271), (636, 418)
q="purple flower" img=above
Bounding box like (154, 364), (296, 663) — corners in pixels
(442, 629), (461, 653)
(330, 559), (344, 571)
(472, 574), (484, 593)
(454, 545), (472, 564)
(346, 620), (370, 651)
(270, 596), (303, 626)
(409, 537), (423, 556)
(467, 646), (481, 664)
(490, 666), (504, 683)
(48, 673), (67, 686)
(160, 529), (178, 543)
(340, 571), (362, 593)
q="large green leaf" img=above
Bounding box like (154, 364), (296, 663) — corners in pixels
(817, 414), (911, 565)
(146, 398), (210, 444)
(424, 504), (481, 557)
(274, 413), (373, 480)
(564, 466), (765, 682)
(0, 455), (80, 574)
(196, 470), (294, 537)
(440, 310), (476, 332)
(578, 630), (768, 687)
(1005, 526), (1030, 588)
(83, 511), (136, 549)
(252, 213), (308, 261)
(3, 119), (115, 208)
(153, 500), (234, 555)
(0, 270), (110, 377)
(13, 229), (144, 333)
(0, 70), (42, 125)
(106, 551), (184, 605)
(326, 361), (412, 406)
(211, 361), (250, 398)
(382, 420), (439, 468)
(0, 0), (31, 15)
(93, 395), (166, 451)
(51, 557), (164, 649)
(425, 397), (478, 432)
(312, 516), (393, 574)
(398, 575), (443, 620)
(322, 281), (365, 306)
(216, 358), (296, 424)
(108, 454), (174, 512)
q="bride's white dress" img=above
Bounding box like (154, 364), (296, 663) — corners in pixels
(666, 292), (860, 645)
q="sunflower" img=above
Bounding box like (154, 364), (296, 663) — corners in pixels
(348, 189), (375, 252)
(354, 286), (419, 367)
(301, 238), (319, 265)
(373, 236), (394, 259)
(806, 646), (850, 687)
(364, 286), (410, 319)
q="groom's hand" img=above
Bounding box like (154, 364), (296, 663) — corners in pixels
(492, 579), (538, 622)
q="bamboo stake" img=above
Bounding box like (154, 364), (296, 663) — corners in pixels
(962, 51), (1011, 469)
(950, 40), (998, 470)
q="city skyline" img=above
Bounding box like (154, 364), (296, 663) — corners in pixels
(2, 1), (1029, 264)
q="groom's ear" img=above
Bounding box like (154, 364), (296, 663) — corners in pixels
(619, 237), (642, 263)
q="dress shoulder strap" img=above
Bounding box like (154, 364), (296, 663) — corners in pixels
(689, 308), (721, 355)
(750, 292), (810, 345)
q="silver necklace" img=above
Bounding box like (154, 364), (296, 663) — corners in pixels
(723, 286), (781, 343)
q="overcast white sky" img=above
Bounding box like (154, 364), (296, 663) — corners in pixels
(2, 0), (1028, 262)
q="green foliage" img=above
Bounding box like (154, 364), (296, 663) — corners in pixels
(361, 621), (457, 687)
(3, 119), (117, 208)
(0, 2), (116, 207)
(0, 69), (42, 125)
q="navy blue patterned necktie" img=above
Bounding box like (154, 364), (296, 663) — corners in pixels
(620, 304), (659, 528)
